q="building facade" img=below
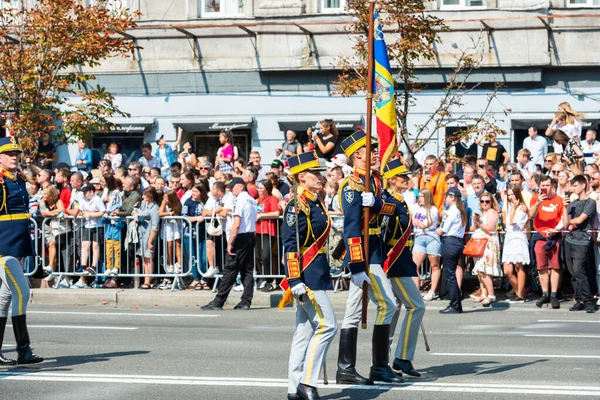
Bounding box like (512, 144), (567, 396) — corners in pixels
(55, 0), (600, 167)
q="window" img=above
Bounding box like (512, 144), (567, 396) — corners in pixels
(321, 0), (346, 13)
(86, 0), (131, 11)
(440, 0), (486, 9)
(0, 0), (19, 11)
(199, 0), (243, 17)
(566, 0), (600, 7)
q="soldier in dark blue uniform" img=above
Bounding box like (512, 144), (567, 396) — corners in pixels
(280, 151), (337, 400)
(335, 130), (403, 385)
(381, 159), (426, 378)
(0, 135), (43, 365)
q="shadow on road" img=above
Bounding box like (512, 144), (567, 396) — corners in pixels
(322, 387), (392, 400)
(3, 350), (151, 373)
(422, 359), (547, 378)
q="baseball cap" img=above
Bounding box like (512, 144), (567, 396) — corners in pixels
(326, 154), (348, 169)
(226, 177), (245, 188)
(89, 177), (101, 185)
(271, 159), (284, 169)
(444, 187), (462, 198)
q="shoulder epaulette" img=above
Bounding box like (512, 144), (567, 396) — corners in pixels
(347, 174), (365, 192)
(296, 194), (310, 216)
(18, 171), (27, 181)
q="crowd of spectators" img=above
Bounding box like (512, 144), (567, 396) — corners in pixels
(20, 107), (600, 312)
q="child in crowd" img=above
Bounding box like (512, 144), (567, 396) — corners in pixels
(516, 149), (536, 180)
(159, 190), (183, 274)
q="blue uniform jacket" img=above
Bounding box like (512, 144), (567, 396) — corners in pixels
(0, 168), (34, 257)
(382, 190), (417, 278)
(282, 189), (332, 291)
(338, 169), (395, 275)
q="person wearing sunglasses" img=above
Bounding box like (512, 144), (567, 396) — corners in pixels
(470, 192), (502, 307)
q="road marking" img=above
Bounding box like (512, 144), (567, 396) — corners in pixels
(27, 311), (220, 318)
(7, 325), (138, 331)
(432, 352), (600, 359)
(538, 320), (600, 324)
(1, 372), (600, 396)
(523, 334), (600, 339)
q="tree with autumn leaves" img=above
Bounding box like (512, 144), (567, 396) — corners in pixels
(0, 0), (139, 155)
(335, 0), (503, 165)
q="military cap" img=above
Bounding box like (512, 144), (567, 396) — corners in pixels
(383, 158), (411, 180)
(0, 135), (22, 154)
(287, 151), (323, 175)
(340, 130), (378, 158)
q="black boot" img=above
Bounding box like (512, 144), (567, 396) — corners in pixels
(336, 328), (374, 385)
(12, 315), (43, 365)
(0, 317), (16, 366)
(296, 383), (320, 400)
(369, 325), (404, 384)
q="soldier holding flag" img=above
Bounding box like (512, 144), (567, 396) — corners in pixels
(280, 151), (337, 400)
(335, 130), (403, 385)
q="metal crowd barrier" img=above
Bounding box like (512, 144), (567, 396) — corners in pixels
(33, 213), (452, 292)
(38, 215), (192, 291)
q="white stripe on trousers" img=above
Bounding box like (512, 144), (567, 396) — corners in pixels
(288, 290), (337, 394)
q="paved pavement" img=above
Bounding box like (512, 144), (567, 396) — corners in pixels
(1, 295), (600, 399)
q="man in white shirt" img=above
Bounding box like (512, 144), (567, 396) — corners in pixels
(523, 126), (548, 166)
(202, 178), (257, 310)
(581, 129), (600, 165)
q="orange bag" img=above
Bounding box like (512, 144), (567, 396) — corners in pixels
(463, 238), (488, 258)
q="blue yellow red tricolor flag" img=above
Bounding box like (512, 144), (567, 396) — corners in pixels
(373, 12), (398, 174)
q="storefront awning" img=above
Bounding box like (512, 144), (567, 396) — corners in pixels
(277, 119), (362, 133)
(96, 118), (156, 135)
(175, 117), (254, 132)
(511, 118), (600, 131)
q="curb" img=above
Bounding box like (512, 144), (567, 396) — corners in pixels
(29, 289), (578, 311)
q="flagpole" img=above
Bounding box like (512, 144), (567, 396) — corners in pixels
(361, 0), (375, 330)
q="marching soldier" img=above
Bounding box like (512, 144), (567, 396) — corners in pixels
(382, 159), (426, 378)
(335, 130), (403, 385)
(0, 134), (43, 365)
(280, 151), (337, 400)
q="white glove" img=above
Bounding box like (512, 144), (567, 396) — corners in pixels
(351, 272), (371, 288)
(361, 192), (375, 207)
(291, 283), (307, 297)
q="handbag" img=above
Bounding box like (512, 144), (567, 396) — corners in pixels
(206, 208), (223, 237)
(463, 237), (488, 258)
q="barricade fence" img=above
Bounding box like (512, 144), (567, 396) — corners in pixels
(30, 214), (598, 292)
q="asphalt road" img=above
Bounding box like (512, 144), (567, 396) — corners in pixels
(1, 302), (600, 399)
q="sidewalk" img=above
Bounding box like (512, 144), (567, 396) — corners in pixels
(29, 288), (579, 311)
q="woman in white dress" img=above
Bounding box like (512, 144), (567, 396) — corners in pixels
(470, 192), (502, 307)
(502, 186), (530, 303)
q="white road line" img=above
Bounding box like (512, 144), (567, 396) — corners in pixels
(27, 311), (220, 318)
(432, 352), (600, 359)
(1, 372), (599, 396)
(7, 325), (137, 331)
(523, 334), (600, 339)
(538, 320), (600, 324)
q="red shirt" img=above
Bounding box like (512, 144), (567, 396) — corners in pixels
(530, 194), (564, 238)
(60, 185), (72, 208)
(247, 183), (259, 200)
(256, 195), (280, 236)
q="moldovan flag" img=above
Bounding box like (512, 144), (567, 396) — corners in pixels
(373, 12), (398, 173)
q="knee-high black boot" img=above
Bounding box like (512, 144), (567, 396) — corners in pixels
(369, 325), (404, 383)
(12, 315), (43, 365)
(336, 328), (374, 385)
(0, 317), (16, 366)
